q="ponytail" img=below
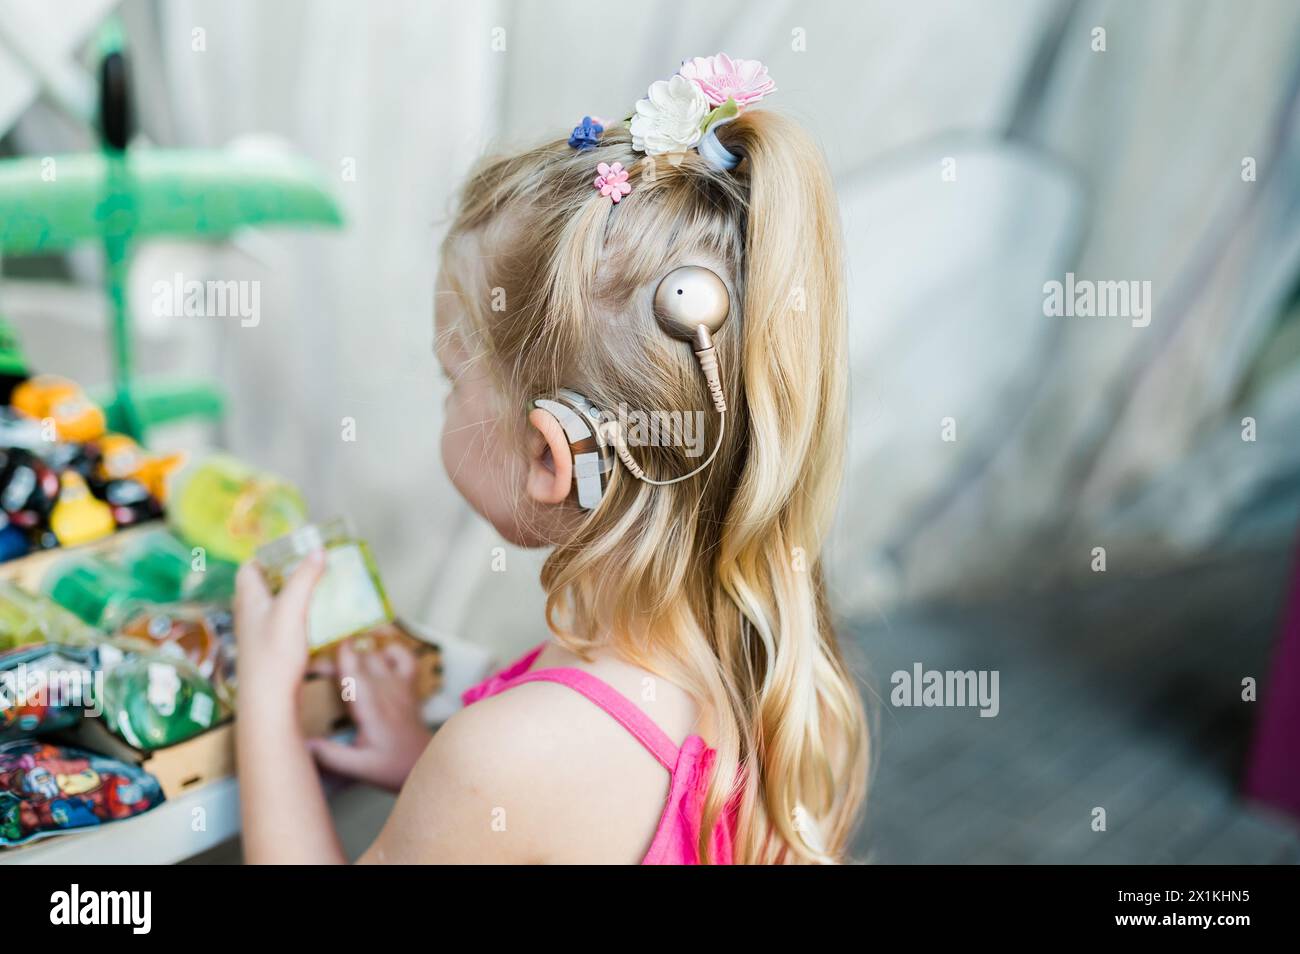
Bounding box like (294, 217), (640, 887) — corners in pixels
(699, 110), (867, 863)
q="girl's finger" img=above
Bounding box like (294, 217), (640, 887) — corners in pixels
(337, 640), (360, 682)
(269, 549), (326, 629)
(306, 737), (385, 784)
(234, 562), (273, 624)
(359, 642), (391, 679)
(382, 642), (417, 680)
(307, 656), (337, 679)
(337, 642), (379, 719)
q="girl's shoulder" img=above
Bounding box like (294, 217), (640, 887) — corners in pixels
(408, 643), (701, 862)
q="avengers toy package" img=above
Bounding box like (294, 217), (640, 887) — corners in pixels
(0, 739), (164, 846)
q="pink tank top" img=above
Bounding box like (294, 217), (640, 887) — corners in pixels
(461, 643), (735, 864)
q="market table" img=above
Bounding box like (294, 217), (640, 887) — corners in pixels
(0, 520), (441, 863)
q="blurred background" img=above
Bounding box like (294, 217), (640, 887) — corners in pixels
(2, 0), (1299, 862)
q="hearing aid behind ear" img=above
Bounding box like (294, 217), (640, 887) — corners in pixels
(530, 389), (614, 509)
(532, 266), (731, 510)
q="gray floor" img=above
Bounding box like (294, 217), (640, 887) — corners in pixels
(847, 549), (1300, 864)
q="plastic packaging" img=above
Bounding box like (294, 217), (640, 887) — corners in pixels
(168, 454), (307, 564)
(42, 555), (151, 629)
(117, 528), (235, 604)
(99, 650), (219, 750)
(118, 606), (223, 681)
(0, 644), (100, 740)
(0, 740), (164, 846)
(256, 517), (393, 653)
(0, 581), (99, 652)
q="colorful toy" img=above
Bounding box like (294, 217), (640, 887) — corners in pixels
(49, 472), (115, 547)
(0, 740), (164, 846)
(101, 652), (219, 750)
(97, 434), (183, 502)
(10, 375), (106, 444)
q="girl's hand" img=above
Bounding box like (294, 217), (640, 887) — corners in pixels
(233, 552), (326, 708)
(306, 638), (433, 792)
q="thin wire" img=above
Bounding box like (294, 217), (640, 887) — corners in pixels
(621, 410), (726, 486)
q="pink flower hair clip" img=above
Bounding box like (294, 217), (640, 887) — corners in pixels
(593, 161), (631, 204)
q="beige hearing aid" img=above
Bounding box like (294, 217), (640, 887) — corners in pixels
(532, 265), (731, 509)
(530, 389), (615, 509)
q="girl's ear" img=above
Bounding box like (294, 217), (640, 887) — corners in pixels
(525, 407), (574, 506)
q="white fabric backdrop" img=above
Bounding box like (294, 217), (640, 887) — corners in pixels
(8, 0), (1299, 659)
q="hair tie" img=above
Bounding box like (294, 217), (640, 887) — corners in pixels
(697, 125), (741, 171)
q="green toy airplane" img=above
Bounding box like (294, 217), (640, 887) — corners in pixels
(0, 27), (342, 440)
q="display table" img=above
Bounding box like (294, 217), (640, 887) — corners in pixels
(0, 521), (440, 863)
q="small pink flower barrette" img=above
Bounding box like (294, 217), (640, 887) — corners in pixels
(593, 161), (631, 204)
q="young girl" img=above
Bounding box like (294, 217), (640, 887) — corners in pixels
(234, 54), (867, 864)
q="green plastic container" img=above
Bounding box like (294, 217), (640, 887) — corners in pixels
(117, 528), (238, 605)
(43, 556), (151, 629)
(101, 652), (219, 750)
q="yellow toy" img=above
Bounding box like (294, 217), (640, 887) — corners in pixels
(10, 375), (106, 443)
(49, 472), (116, 547)
(97, 433), (185, 502)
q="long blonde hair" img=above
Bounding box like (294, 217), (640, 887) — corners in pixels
(442, 110), (867, 863)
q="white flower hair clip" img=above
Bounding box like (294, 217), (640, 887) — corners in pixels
(630, 53), (775, 169)
(576, 53), (774, 205)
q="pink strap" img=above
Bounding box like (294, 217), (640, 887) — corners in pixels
(505, 668), (680, 771)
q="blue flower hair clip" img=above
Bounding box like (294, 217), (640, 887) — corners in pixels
(568, 115), (605, 151)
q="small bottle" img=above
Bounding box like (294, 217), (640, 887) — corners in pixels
(255, 517), (393, 653)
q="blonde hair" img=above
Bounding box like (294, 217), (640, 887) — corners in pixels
(442, 110), (867, 863)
